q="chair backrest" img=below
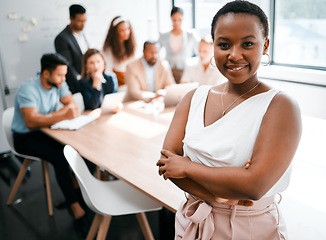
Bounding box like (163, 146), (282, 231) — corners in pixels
(73, 92), (85, 112)
(63, 145), (102, 214)
(2, 107), (16, 152)
(2, 107), (41, 161)
(63, 145), (162, 216)
(57, 92), (85, 112)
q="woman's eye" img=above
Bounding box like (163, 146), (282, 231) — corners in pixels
(217, 43), (229, 49)
(243, 42), (254, 47)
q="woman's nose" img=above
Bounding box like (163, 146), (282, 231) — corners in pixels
(228, 46), (243, 61)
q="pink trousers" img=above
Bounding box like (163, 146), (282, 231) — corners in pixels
(175, 194), (287, 240)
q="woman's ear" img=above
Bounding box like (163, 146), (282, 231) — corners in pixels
(263, 38), (270, 54)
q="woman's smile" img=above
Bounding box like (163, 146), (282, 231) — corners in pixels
(225, 64), (248, 72)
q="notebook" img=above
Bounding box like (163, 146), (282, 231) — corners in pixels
(101, 92), (126, 114)
(50, 115), (97, 130)
(163, 82), (199, 106)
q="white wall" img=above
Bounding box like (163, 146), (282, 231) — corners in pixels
(258, 65), (326, 119)
(261, 79), (326, 119)
(0, 0), (158, 91)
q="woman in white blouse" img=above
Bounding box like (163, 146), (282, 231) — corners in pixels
(158, 7), (200, 83)
(102, 16), (136, 87)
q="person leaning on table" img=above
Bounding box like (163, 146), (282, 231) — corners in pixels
(124, 41), (175, 102)
(78, 48), (118, 111)
(11, 53), (91, 236)
(157, 1), (302, 239)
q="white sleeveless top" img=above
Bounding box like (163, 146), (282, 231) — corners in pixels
(183, 85), (292, 198)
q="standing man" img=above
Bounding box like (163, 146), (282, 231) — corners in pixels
(55, 4), (88, 94)
(124, 41), (175, 102)
(11, 53), (90, 235)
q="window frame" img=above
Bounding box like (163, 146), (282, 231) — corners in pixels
(173, 0), (326, 72)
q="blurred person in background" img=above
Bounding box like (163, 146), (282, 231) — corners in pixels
(159, 7), (199, 83)
(180, 35), (226, 86)
(102, 16), (136, 87)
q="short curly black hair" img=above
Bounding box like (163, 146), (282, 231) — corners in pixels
(211, 0), (269, 40)
(41, 53), (69, 74)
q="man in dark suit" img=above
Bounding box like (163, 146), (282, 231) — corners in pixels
(55, 4), (89, 94)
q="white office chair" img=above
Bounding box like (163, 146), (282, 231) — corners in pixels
(2, 107), (53, 215)
(72, 92), (85, 112)
(57, 92), (85, 112)
(63, 145), (162, 240)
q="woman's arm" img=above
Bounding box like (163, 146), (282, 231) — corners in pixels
(79, 78), (102, 110)
(157, 89), (219, 201)
(158, 92), (302, 200)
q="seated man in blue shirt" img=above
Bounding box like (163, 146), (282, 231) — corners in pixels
(11, 53), (90, 235)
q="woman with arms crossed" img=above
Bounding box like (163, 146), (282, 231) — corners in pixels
(157, 1), (301, 239)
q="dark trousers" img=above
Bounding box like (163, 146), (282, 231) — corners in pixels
(13, 130), (78, 205)
(159, 207), (175, 240)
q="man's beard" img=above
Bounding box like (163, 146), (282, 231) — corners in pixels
(47, 80), (59, 88)
(148, 58), (156, 66)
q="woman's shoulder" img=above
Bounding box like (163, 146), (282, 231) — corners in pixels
(102, 47), (112, 56)
(263, 88), (301, 124)
(271, 90), (300, 110)
(103, 72), (116, 80)
(159, 31), (171, 41)
(177, 86), (208, 110)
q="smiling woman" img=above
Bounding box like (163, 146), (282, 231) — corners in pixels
(156, 1), (302, 239)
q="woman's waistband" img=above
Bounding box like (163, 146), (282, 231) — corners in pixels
(187, 194), (277, 216)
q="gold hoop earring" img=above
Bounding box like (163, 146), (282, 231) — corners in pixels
(262, 53), (271, 66)
(210, 56), (216, 67)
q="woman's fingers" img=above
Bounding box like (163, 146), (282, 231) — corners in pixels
(157, 160), (167, 175)
(156, 156), (167, 166)
(244, 159), (252, 169)
(161, 149), (174, 158)
(238, 199), (254, 206)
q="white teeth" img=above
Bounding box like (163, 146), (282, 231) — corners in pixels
(230, 66), (245, 71)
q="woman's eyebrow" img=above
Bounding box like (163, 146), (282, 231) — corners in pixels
(241, 35), (256, 40)
(217, 37), (229, 41)
(216, 35), (256, 41)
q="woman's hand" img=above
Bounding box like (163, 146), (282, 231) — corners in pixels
(91, 71), (103, 90)
(111, 103), (123, 114)
(156, 149), (192, 180)
(156, 151), (254, 206)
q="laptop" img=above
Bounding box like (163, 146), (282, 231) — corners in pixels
(163, 82), (199, 107)
(101, 92), (126, 114)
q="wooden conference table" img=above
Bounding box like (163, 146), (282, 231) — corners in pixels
(42, 103), (185, 213)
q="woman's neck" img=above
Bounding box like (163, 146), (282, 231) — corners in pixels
(227, 78), (260, 95)
(171, 28), (182, 35)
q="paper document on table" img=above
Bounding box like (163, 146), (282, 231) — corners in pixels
(50, 115), (97, 130)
